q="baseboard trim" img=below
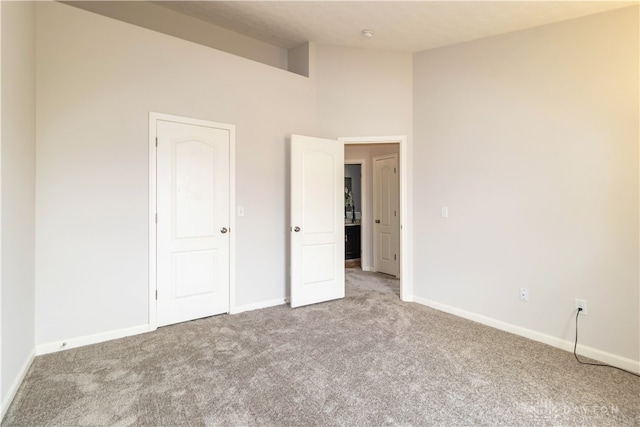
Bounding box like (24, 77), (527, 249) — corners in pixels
(232, 297), (287, 314)
(410, 295), (640, 375)
(36, 298), (290, 355)
(1, 347), (35, 417)
(36, 324), (151, 356)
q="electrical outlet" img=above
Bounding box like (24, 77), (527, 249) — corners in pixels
(520, 288), (529, 302)
(575, 298), (588, 315)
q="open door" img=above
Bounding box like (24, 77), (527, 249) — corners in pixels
(290, 135), (345, 308)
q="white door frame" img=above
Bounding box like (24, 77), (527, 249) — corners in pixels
(339, 136), (412, 302)
(148, 112), (236, 331)
(344, 159), (367, 266)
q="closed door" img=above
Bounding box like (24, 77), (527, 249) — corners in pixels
(156, 118), (231, 326)
(373, 154), (399, 277)
(290, 134), (345, 308)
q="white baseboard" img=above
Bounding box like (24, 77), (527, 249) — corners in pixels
(36, 298), (290, 356)
(36, 324), (151, 356)
(1, 347), (35, 417)
(410, 295), (640, 375)
(232, 297), (287, 314)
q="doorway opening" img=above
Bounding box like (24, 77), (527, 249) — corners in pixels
(344, 162), (363, 269)
(341, 136), (409, 301)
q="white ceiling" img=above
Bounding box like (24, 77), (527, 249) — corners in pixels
(154, 1), (637, 53)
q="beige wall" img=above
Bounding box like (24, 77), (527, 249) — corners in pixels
(413, 6), (639, 363)
(35, 2), (316, 346)
(1, 1), (36, 411)
(315, 45), (413, 139)
(288, 42), (311, 77)
(64, 1), (288, 71)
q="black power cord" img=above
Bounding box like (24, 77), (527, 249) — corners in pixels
(573, 308), (640, 378)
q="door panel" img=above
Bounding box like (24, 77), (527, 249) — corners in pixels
(303, 244), (336, 284)
(174, 140), (217, 238)
(374, 155), (399, 277)
(303, 151), (336, 234)
(291, 135), (344, 308)
(157, 119), (230, 326)
(173, 250), (217, 297)
(381, 233), (392, 260)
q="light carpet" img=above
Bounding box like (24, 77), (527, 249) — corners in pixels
(3, 270), (639, 426)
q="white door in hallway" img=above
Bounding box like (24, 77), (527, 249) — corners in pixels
(373, 154), (399, 277)
(155, 118), (231, 326)
(290, 135), (345, 308)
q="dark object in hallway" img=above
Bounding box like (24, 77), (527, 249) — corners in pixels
(345, 224), (360, 260)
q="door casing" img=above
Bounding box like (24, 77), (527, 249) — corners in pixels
(148, 112), (236, 331)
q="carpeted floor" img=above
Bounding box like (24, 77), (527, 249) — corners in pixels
(3, 270), (639, 426)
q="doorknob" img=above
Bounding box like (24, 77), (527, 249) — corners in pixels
(375, 219), (381, 223)
(293, 226), (301, 232)
(220, 227), (228, 234)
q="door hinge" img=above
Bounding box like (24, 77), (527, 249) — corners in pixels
(394, 254), (397, 260)
(155, 137), (158, 147)
(394, 210), (397, 217)
(155, 290), (158, 300)
(394, 167), (397, 173)
(155, 213), (158, 223)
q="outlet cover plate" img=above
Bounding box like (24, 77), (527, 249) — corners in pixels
(575, 298), (588, 315)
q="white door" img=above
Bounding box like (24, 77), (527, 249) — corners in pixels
(374, 154), (399, 277)
(290, 135), (345, 308)
(156, 118), (231, 326)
